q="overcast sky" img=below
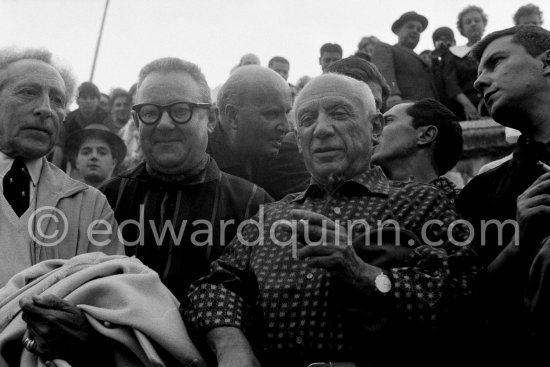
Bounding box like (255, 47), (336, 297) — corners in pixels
(1, 0), (548, 98)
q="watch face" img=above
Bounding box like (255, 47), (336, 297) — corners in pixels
(375, 273), (392, 293)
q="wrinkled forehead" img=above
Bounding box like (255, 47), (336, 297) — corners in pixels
(2, 59), (66, 94)
(237, 76), (290, 105)
(295, 75), (375, 113)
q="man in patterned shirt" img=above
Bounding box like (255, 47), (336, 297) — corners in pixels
(186, 74), (478, 367)
(371, 98), (463, 205)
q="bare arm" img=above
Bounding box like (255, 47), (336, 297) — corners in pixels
(206, 327), (261, 367)
(455, 93), (480, 120)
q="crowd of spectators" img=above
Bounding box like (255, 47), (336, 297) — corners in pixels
(0, 3), (549, 367)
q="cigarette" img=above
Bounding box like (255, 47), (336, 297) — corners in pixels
(538, 161), (550, 173)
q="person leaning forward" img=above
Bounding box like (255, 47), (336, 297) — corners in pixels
(185, 74), (480, 367)
(0, 47), (123, 365)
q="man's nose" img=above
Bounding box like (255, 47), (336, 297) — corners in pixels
(156, 110), (176, 129)
(34, 94), (53, 119)
(277, 114), (290, 134)
(313, 113), (335, 138)
(473, 73), (489, 93)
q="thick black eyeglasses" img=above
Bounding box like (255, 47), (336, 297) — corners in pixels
(132, 101), (211, 125)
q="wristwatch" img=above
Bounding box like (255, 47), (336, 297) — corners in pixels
(374, 272), (392, 294)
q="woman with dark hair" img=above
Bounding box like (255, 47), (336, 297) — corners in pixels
(443, 5), (488, 120)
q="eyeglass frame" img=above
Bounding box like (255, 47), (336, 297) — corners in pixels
(131, 101), (211, 125)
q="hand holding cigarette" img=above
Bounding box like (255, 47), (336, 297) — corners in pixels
(537, 161), (550, 173)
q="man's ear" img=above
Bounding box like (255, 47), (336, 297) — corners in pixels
(207, 107), (218, 134)
(131, 110), (139, 129)
(225, 104), (239, 130)
(417, 125), (438, 147)
(371, 112), (384, 146)
(542, 50), (550, 77)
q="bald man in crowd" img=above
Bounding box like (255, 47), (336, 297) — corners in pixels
(266, 56), (393, 201)
(186, 73), (479, 367)
(209, 65), (292, 195)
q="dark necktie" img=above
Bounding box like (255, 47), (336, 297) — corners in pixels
(3, 157), (30, 216)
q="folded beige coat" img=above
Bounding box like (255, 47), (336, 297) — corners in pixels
(0, 252), (204, 367)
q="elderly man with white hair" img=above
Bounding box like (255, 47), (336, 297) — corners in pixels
(186, 73), (479, 367)
(0, 47), (124, 365)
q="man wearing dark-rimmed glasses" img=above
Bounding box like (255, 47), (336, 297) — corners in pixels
(132, 101), (211, 126)
(101, 57), (272, 305)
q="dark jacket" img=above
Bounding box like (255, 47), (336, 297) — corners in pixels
(371, 42), (438, 101)
(101, 157), (273, 302)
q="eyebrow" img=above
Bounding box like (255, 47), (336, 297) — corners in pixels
(325, 100), (354, 111)
(17, 81), (66, 98)
(480, 51), (507, 71)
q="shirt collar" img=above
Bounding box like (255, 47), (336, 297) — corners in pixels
(430, 176), (457, 194)
(292, 165), (390, 202)
(0, 151), (42, 186)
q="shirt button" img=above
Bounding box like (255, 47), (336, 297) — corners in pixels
(306, 273), (314, 280)
(333, 207), (341, 214)
(296, 336), (303, 344)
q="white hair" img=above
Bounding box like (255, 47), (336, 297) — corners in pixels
(0, 46), (76, 106)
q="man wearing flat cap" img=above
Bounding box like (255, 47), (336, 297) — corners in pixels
(371, 11), (438, 108)
(67, 124), (127, 187)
